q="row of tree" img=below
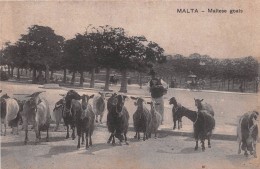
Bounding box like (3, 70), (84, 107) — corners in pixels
(154, 53), (259, 91)
(0, 25), (166, 92)
(1, 24), (258, 92)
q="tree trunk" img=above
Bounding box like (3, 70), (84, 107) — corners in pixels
(17, 68), (20, 80)
(71, 72), (76, 85)
(7, 65), (10, 75)
(90, 68), (95, 88)
(139, 72), (142, 89)
(45, 64), (50, 83)
(227, 79), (230, 91)
(63, 69), (67, 83)
(104, 67), (110, 91)
(232, 79), (234, 90)
(25, 69), (28, 76)
(209, 77), (212, 89)
(50, 71), (54, 80)
(119, 69), (127, 93)
(11, 66), (14, 77)
(79, 71), (84, 87)
(32, 68), (37, 84)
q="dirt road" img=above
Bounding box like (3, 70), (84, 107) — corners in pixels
(1, 81), (259, 169)
(1, 126), (259, 169)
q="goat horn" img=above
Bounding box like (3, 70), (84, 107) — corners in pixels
(13, 94), (31, 95)
(26, 91), (46, 98)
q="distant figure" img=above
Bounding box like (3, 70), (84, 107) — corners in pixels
(147, 71), (168, 124)
(36, 72), (45, 84)
(239, 83), (244, 92)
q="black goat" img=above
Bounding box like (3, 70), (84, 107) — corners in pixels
(169, 97), (182, 130)
(175, 104), (215, 151)
(63, 90), (81, 140)
(107, 93), (129, 145)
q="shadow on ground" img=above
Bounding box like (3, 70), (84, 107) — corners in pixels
(1, 140), (47, 147)
(40, 145), (77, 158)
(177, 147), (203, 154)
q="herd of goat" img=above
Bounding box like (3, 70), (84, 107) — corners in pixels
(0, 89), (258, 158)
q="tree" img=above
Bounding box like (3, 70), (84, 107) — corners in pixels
(18, 25), (64, 83)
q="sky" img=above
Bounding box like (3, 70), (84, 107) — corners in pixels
(0, 0), (259, 59)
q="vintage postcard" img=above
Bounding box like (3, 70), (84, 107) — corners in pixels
(0, 1), (259, 169)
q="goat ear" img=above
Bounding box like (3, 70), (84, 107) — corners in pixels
(200, 99), (204, 102)
(90, 94), (94, 98)
(147, 102), (151, 104)
(194, 98), (196, 101)
(130, 96), (137, 100)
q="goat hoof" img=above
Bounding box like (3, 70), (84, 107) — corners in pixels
(95, 120), (98, 123)
(202, 148), (205, 152)
(24, 141), (27, 145)
(194, 147), (198, 151)
(134, 135), (137, 139)
(208, 145), (211, 148)
(253, 153), (257, 158)
(77, 145), (80, 149)
(66, 135), (69, 139)
(244, 152), (248, 157)
(112, 142), (116, 146)
(250, 151), (254, 155)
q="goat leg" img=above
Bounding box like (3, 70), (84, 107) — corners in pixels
(71, 127), (76, 140)
(208, 136), (211, 148)
(66, 125), (69, 139)
(4, 123), (6, 136)
(134, 132), (137, 139)
(201, 140), (205, 152)
(194, 140), (199, 151)
(89, 134), (92, 147)
(77, 135), (81, 149)
(252, 141), (257, 158)
(143, 132), (146, 141)
(244, 150), (248, 157)
(85, 130), (89, 149)
(107, 134), (113, 144)
(138, 132), (140, 140)
(54, 123), (59, 131)
(46, 128), (49, 142)
(24, 119), (29, 144)
(95, 115), (98, 123)
(124, 132), (129, 145)
(100, 115), (103, 124)
(81, 132), (85, 145)
(112, 135), (116, 146)
(238, 141), (242, 154)
(173, 120), (176, 130)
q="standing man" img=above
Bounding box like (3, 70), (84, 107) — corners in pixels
(148, 71), (168, 124)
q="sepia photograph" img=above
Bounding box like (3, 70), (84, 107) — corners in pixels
(0, 0), (259, 169)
